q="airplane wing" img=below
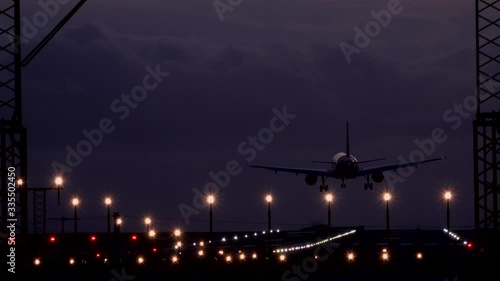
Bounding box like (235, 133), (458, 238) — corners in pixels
(356, 156), (445, 177)
(249, 165), (334, 177)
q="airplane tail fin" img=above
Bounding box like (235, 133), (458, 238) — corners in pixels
(346, 122), (350, 157)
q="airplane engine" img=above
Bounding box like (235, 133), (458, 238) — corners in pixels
(305, 175), (318, 186)
(371, 172), (384, 183)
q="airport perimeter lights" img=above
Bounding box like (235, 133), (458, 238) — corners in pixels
(207, 195), (215, 234)
(383, 193), (391, 246)
(325, 193), (333, 227)
(444, 191), (452, 230)
(55, 176), (63, 205)
(72, 197), (79, 233)
(105, 197), (112, 234)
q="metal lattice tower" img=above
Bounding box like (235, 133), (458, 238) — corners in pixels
(1, 0), (86, 268)
(0, 0), (28, 235)
(473, 0), (500, 247)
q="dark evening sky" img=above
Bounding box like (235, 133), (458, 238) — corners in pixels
(20, 0), (475, 233)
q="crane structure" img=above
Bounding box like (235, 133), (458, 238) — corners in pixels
(0, 0), (86, 267)
(473, 0), (500, 248)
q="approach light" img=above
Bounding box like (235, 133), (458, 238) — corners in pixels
(239, 253), (245, 260)
(34, 258), (41, 266)
(54, 177), (63, 186)
(252, 253), (257, 259)
(105, 197), (112, 205)
(279, 254), (286, 262)
(226, 255), (232, 263)
(207, 195), (215, 204)
(198, 250), (204, 256)
(171, 256), (179, 263)
(347, 252), (355, 262)
(266, 195), (273, 203)
(144, 217), (152, 225)
(148, 230), (156, 238)
(383, 193), (391, 202)
(325, 194), (333, 202)
(69, 258), (75, 265)
(174, 229), (181, 237)
(137, 257), (144, 264)
(416, 252), (423, 260)
(72, 198), (79, 206)
(444, 191), (452, 200)
(17, 179), (23, 186)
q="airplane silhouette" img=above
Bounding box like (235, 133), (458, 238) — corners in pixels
(250, 123), (444, 192)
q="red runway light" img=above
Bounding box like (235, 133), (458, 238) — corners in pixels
(467, 243), (473, 249)
(49, 236), (56, 243)
(131, 235), (137, 240)
(90, 236), (97, 241)
(153, 248), (157, 252)
(96, 253), (100, 258)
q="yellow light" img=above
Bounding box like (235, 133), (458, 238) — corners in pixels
(381, 252), (389, 261)
(137, 257), (144, 264)
(279, 254), (286, 262)
(207, 195), (215, 204)
(198, 250), (204, 256)
(144, 217), (152, 225)
(54, 176), (63, 186)
(72, 198), (79, 206)
(199, 241), (204, 247)
(174, 229), (181, 237)
(266, 195), (273, 203)
(325, 194), (333, 202)
(347, 252), (355, 261)
(416, 252), (423, 260)
(148, 230), (156, 238)
(105, 197), (112, 205)
(176, 241), (182, 247)
(34, 258), (41, 266)
(252, 253), (257, 259)
(225, 255), (232, 263)
(69, 258), (75, 265)
(171, 256), (178, 263)
(239, 253), (245, 260)
(383, 193), (391, 202)
(218, 250), (224, 255)
(17, 179), (23, 186)
(444, 191), (452, 200)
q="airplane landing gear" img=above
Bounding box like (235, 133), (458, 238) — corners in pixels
(319, 176), (328, 192)
(340, 179), (346, 189)
(363, 175), (373, 190)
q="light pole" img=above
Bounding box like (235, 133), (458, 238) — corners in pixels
(444, 191), (452, 231)
(105, 197), (112, 234)
(265, 195), (272, 232)
(207, 195), (215, 234)
(325, 194), (333, 227)
(383, 192), (391, 246)
(55, 177), (63, 205)
(72, 197), (79, 233)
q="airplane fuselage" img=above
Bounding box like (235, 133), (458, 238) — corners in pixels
(331, 153), (359, 179)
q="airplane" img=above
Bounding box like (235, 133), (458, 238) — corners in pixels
(249, 123), (444, 192)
